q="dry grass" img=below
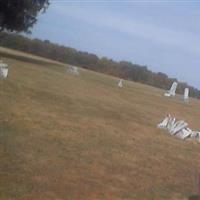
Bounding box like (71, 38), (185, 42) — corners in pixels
(0, 48), (200, 200)
(0, 47), (65, 67)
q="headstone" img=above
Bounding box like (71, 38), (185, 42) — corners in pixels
(184, 88), (189, 102)
(191, 131), (200, 141)
(118, 79), (123, 88)
(167, 117), (176, 133)
(175, 128), (192, 139)
(157, 116), (170, 129)
(170, 120), (188, 135)
(164, 82), (178, 97)
(67, 66), (79, 75)
(0, 61), (8, 78)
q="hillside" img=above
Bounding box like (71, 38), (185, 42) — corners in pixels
(1, 48), (200, 200)
(1, 32), (200, 98)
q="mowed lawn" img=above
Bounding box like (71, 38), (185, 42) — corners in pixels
(0, 49), (200, 200)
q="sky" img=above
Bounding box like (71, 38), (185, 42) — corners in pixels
(30, 0), (200, 89)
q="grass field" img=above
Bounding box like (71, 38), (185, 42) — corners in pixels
(1, 47), (200, 200)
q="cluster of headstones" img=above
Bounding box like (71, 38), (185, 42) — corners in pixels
(157, 114), (200, 141)
(117, 80), (189, 103)
(164, 81), (189, 102)
(0, 60), (8, 78)
(0, 62), (190, 104)
(66, 68), (189, 103)
(0, 61), (81, 79)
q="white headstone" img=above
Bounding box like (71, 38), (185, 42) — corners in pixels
(0, 61), (8, 78)
(164, 82), (178, 97)
(170, 120), (188, 135)
(184, 88), (189, 102)
(157, 116), (169, 129)
(167, 117), (176, 133)
(67, 66), (79, 75)
(118, 79), (123, 88)
(176, 128), (192, 140)
(190, 131), (200, 141)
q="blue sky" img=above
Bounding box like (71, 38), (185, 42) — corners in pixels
(30, 0), (200, 88)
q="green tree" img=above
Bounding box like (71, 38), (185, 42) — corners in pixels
(0, 0), (49, 33)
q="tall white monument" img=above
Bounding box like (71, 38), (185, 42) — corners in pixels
(118, 79), (123, 88)
(0, 60), (8, 78)
(164, 82), (178, 97)
(184, 88), (189, 102)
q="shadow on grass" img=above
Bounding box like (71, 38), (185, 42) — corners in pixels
(188, 195), (200, 200)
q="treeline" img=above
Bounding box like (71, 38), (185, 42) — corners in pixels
(0, 32), (200, 98)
